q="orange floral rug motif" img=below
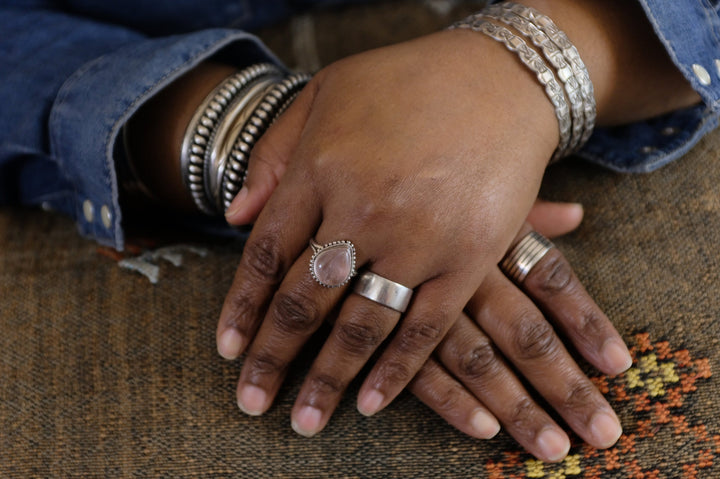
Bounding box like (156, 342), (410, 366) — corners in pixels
(485, 333), (717, 478)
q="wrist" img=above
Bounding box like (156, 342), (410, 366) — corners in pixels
(519, 0), (701, 126)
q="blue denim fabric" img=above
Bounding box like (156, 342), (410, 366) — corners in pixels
(0, 1), (718, 249)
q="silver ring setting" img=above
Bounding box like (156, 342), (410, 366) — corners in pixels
(309, 239), (357, 288)
(352, 271), (414, 313)
(500, 231), (554, 283)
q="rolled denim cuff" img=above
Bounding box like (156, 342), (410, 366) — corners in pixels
(49, 29), (284, 249)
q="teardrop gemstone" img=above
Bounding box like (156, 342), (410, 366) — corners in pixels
(312, 243), (354, 287)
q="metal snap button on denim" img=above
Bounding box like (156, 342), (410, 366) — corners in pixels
(692, 63), (711, 86)
(82, 200), (94, 223)
(101, 205), (112, 229)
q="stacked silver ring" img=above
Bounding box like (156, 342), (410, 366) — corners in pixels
(500, 231), (554, 283)
(180, 63), (311, 215)
(450, 2), (596, 160)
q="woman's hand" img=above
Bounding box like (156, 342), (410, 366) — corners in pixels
(217, 30), (559, 430)
(409, 221), (631, 462)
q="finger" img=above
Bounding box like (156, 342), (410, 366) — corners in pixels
(356, 275), (467, 417)
(216, 175), (321, 361)
(289, 293), (400, 436)
(517, 238), (632, 375)
(225, 79), (318, 225)
(408, 357), (500, 440)
(437, 313), (570, 462)
(235, 245), (345, 416)
(468, 269), (623, 450)
(526, 200), (583, 238)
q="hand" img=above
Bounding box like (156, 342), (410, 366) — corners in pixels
(409, 218), (631, 462)
(217, 30), (559, 432)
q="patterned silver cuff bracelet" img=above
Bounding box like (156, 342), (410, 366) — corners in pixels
(449, 1), (596, 161)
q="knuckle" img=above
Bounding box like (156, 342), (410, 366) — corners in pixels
(397, 320), (445, 354)
(376, 359), (412, 385)
(458, 340), (502, 381)
(241, 234), (286, 284)
(246, 352), (285, 378)
(512, 312), (559, 360)
(509, 397), (536, 430)
(224, 294), (257, 335)
(336, 319), (385, 356)
(531, 253), (573, 295)
(561, 380), (599, 412)
(576, 308), (605, 336)
(307, 373), (345, 395)
(270, 288), (321, 334)
(432, 384), (465, 415)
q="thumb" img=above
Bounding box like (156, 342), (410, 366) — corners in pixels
(526, 199), (584, 239)
(224, 79), (317, 225)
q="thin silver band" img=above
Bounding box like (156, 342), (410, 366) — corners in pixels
(352, 271), (414, 313)
(500, 231), (554, 283)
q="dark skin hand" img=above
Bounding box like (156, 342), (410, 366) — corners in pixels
(125, 0), (700, 462)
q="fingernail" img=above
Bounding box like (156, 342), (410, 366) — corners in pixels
(238, 385), (267, 416)
(590, 412), (622, 448)
(602, 339), (633, 374)
(471, 409), (501, 439)
(537, 428), (570, 463)
(218, 328), (245, 360)
(225, 186), (248, 219)
(291, 406), (323, 437)
(357, 389), (385, 416)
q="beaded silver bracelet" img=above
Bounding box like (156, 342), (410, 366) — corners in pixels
(221, 71), (311, 212)
(180, 63), (310, 215)
(450, 17), (572, 161)
(180, 63), (282, 214)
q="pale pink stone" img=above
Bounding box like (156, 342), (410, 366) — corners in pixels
(313, 244), (353, 286)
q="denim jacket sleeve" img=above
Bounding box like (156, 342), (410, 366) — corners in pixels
(0, 5), (284, 250)
(576, 0), (720, 172)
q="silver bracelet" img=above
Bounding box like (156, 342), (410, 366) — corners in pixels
(492, 2), (596, 151)
(221, 71), (311, 212)
(450, 17), (572, 161)
(180, 64), (310, 215)
(180, 63), (282, 214)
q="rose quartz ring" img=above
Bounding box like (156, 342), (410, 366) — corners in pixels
(309, 239), (357, 288)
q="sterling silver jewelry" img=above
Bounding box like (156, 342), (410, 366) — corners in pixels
(221, 72), (311, 212)
(450, 17), (571, 161)
(352, 271), (414, 313)
(180, 63), (282, 214)
(500, 231), (554, 283)
(482, 2), (596, 153)
(309, 239), (357, 288)
(180, 64), (310, 215)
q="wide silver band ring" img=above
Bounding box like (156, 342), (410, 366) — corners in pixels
(500, 231), (554, 283)
(352, 271), (414, 313)
(309, 239), (357, 288)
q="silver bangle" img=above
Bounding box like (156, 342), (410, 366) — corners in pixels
(180, 64), (311, 215)
(221, 71), (311, 212)
(180, 63), (282, 214)
(480, 5), (585, 154)
(450, 17), (572, 161)
(493, 2), (596, 152)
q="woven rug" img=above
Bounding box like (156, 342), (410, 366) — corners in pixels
(2, 2), (719, 477)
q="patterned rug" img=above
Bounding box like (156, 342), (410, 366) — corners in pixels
(2, 1), (719, 477)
